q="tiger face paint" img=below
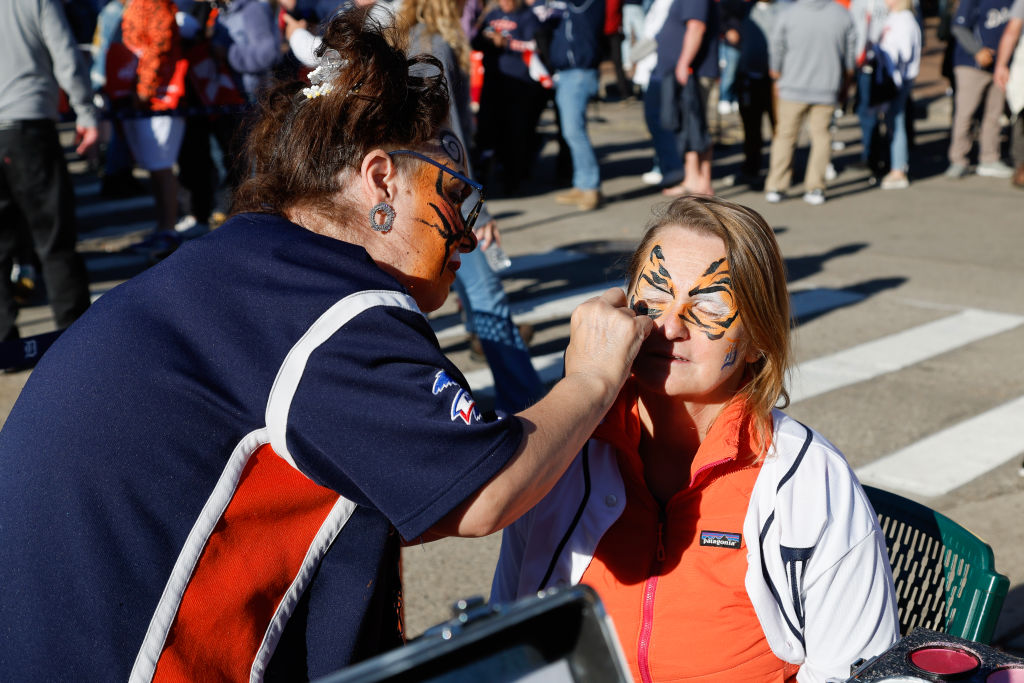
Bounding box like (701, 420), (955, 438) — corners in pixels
(629, 226), (755, 404)
(389, 133), (478, 312)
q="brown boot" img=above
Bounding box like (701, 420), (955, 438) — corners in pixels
(577, 189), (603, 211)
(555, 187), (584, 205)
(1013, 163), (1024, 189)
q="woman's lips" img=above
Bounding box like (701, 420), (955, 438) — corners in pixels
(642, 348), (688, 362)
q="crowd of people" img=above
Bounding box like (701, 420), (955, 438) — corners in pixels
(4, 0), (1021, 681)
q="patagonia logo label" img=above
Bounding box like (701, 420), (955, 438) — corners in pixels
(700, 531), (742, 549)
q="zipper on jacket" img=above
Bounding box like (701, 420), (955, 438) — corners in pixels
(638, 509), (666, 683)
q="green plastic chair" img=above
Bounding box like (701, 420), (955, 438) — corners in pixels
(863, 485), (1010, 644)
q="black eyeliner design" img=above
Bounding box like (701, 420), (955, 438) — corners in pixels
(681, 257), (738, 341)
(408, 168), (467, 275)
(639, 245), (675, 297)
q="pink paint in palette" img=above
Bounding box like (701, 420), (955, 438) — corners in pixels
(847, 629), (1024, 682)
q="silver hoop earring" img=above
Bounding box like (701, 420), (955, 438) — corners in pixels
(369, 202), (395, 233)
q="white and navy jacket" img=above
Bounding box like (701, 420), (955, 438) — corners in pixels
(492, 410), (900, 683)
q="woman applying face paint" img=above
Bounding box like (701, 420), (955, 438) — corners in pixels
(0, 11), (653, 681)
(492, 196), (900, 682)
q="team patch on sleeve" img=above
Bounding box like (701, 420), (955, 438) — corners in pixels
(431, 370), (481, 425)
(700, 530), (742, 549)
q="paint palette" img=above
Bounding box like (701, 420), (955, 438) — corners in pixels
(846, 629), (1024, 682)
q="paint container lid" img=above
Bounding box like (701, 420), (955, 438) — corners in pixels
(908, 646), (980, 677)
(987, 667), (1024, 683)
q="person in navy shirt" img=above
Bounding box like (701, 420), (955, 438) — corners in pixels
(0, 10), (652, 681)
(472, 0), (549, 194)
(946, 0), (1016, 177)
(655, 0), (720, 196)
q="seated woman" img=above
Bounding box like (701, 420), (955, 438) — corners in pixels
(0, 10), (652, 681)
(491, 195), (899, 682)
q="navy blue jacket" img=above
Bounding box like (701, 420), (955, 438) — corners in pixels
(547, 0), (607, 71)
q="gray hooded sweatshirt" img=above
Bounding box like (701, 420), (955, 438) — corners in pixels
(1, 0), (97, 128)
(770, 0), (857, 105)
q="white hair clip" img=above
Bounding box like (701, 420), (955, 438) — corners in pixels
(302, 48), (344, 99)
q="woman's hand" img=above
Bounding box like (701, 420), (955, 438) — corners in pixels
(564, 288), (654, 405)
(428, 288), (653, 540)
(474, 219), (499, 251)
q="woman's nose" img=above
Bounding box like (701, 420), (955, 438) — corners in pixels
(659, 305), (690, 340)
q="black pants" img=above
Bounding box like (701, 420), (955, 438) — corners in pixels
(0, 120), (91, 340)
(737, 74), (775, 176)
(476, 75), (548, 193)
(177, 112), (245, 222)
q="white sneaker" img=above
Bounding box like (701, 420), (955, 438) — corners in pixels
(717, 100), (733, 116)
(174, 214), (209, 236)
(641, 170), (664, 185)
(976, 161), (1014, 178)
(765, 191), (783, 203)
(825, 163), (838, 181)
(803, 189), (826, 206)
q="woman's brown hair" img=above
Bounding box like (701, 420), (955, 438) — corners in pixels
(626, 196), (792, 458)
(232, 9), (451, 218)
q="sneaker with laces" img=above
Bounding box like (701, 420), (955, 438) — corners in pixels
(944, 163), (969, 179)
(764, 191), (783, 203)
(802, 189), (825, 206)
(976, 160), (1014, 178)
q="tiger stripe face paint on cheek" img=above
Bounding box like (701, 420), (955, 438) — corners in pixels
(411, 167), (473, 276)
(631, 245), (674, 320)
(680, 257), (739, 341)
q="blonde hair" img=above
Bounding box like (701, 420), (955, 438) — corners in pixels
(396, 0), (472, 74)
(626, 196), (793, 458)
(890, 0), (914, 12)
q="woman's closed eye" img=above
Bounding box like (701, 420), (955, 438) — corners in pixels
(692, 299), (730, 318)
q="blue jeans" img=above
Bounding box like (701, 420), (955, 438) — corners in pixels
(718, 43), (741, 104)
(554, 68), (600, 190)
(454, 248), (544, 413)
(643, 76), (683, 177)
(885, 80), (913, 172)
(856, 68), (879, 164)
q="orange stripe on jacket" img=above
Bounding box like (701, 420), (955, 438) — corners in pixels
(153, 444), (339, 681)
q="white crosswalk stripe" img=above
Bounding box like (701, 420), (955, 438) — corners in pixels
(856, 396), (1024, 497)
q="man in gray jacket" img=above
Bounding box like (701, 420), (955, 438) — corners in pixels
(0, 0), (97, 351)
(765, 0), (856, 205)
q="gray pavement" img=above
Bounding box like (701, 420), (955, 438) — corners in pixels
(2, 16), (1023, 665)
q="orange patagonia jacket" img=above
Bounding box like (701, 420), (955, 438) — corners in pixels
(580, 390), (798, 683)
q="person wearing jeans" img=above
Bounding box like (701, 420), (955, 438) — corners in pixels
(454, 246), (545, 413)
(554, 68), (602, 199)
(548, 0), (606, 210)
(878, 0), (921, 189)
